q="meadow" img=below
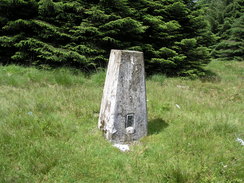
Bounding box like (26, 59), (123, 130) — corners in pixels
(0, 61), (243, 183)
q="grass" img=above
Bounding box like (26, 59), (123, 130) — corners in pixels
(0, 61), (243, 183)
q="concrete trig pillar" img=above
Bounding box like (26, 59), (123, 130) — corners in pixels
(98, 50), (147, 143)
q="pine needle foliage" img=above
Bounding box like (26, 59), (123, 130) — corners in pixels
(198, 0), (244, 61)
(0, 0), (214, 76)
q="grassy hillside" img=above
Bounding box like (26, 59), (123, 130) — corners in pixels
(0, 61), (243, 183)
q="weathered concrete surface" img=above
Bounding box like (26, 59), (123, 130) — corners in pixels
(98, 50), (147, 143)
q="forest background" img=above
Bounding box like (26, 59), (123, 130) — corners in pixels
(0, 0), (243, 77)
(0, 1), (243, 182)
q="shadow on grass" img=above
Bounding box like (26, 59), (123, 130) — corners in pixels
(148, 118), (169, 135)
(200, 69), (221, 83)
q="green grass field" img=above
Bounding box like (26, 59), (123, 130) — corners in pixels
(0, 61), (243, 183)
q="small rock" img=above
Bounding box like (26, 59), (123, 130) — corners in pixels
(27, 112), (33, 115)
(113, 144), (130, 152)
(236, 138), (244, 146)
(176, 104), (181, 109)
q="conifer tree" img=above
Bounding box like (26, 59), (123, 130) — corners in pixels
(214, 14), (244, 61)
(198, 0), (244, 61)
(0, 0), (214, 76)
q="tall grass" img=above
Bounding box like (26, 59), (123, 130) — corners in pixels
(0, 61), (243, 182)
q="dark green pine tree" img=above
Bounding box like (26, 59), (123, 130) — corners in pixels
(198, 0), (244, 61)
(214, 15), (244, 61)
(0, 0), (215, 76)
(214, 0), (244, 61)
(0, 0), (89, 68)
(0, 0), (38, 64)
(134, 0), (215, 76)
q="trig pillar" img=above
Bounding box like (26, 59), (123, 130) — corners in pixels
(98, 50), (147, 143)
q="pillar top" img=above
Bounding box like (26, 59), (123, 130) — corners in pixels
(111, 49), (143, 54)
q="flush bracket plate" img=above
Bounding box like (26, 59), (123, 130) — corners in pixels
(125, 113), (134, 128)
